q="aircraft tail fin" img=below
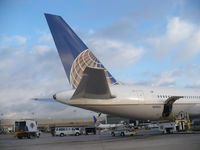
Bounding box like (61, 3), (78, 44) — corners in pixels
(44, 13), (117, 88)
(93, 116), (100, 126)
(93, 116), (97, 124)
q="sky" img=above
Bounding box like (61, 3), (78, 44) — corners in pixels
(0, 0), (200, 119)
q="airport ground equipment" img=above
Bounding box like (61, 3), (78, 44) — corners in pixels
(159, 122), (176, 134)
(191, 119), (200, 131)
(111, 128), (136, 136)
(174, 111), (191, 131)
(159, 111), (191, 134)
(14, 120), (40, 139)
(85, 127), (96, 135)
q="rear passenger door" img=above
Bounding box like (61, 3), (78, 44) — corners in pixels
(66, 128), (70, 135)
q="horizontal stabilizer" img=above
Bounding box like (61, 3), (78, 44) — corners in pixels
(32, 97), (55, 102)
(71, 67), (114, 99)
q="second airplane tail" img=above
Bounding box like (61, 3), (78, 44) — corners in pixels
(93, 116), (101, 126)
(45, 13), (117, 88)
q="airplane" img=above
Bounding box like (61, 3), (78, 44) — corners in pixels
(41, 13), (200, 121)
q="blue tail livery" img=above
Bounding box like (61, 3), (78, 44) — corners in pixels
(93, 116), (97, 124)
(45, 13), (117, 88)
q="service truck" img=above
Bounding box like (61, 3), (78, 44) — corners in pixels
(111, 128), (136, 136)
(15, 120), (40, 139)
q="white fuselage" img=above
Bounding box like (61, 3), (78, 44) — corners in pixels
(55, 85), (200, 120)
(97, 123), (124, 129)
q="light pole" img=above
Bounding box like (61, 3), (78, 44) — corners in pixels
(31, 112), (35, 120)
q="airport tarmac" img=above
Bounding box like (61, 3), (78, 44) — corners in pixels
(1, 132), (200, 150)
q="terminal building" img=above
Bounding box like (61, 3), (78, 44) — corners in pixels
(0, 115), (130, 134)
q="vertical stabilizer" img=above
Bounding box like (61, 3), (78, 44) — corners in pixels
(45, 13), (117, 88)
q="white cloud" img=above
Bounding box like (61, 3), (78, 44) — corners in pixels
(38, 32), (53, 43)
(0, 36), (97, 119)
(13, 35), (27, 45)
(32, 45), (52, 55)
(88, 38), (144, 69)
(1, 15), (200, 119)
(166, 17), (195, 43)
(88, 29), (95, 35)
(0, 34), (144, 119)
(1, 35), (27, 45)
(136, 63), (200, 88)
(150, 17), (200, 60)
(152, 70), (178, 87)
